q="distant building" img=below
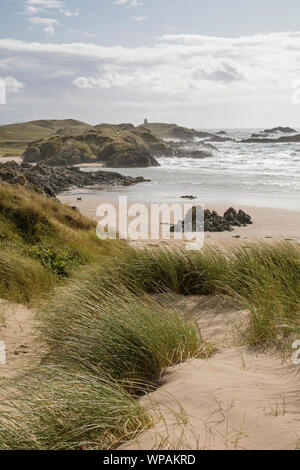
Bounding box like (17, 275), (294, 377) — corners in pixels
(144, 118), (148, 125)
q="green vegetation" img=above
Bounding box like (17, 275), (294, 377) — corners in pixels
(39, 275), (211, 387)
(102, 244), (300, 349)
(0, 182), (120, 303)
(0, 275), (208, 449)
(0, 368), (151, 450)
(139, 122), (202, 140)
(26, 244), (82, 277)
(0, 147), (25, 158)
(23, 123), (168, 167)
(0, 119), (92, 145)
(0, 182), (299, 450)
(0, 264), (208, 450)
(0, 183), (209, 450)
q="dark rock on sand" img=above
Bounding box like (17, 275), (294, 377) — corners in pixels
(0, 161), (148, 198)
(223, 207), (253, 226)
(170, 206), (252, 233)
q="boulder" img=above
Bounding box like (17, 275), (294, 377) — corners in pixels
(170, 206), (252, 233)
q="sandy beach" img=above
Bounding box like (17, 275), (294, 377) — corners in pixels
(121, 295), (300, 450)
(59, 191), (300, 247)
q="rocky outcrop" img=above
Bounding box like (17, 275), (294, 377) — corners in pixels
(205, 135), (233, 142)
(242, 134), (300, 143)
(139, 122), (233, 144)
(170, 206), (252, 233)
(23, 123), (220, 166)
(264, 126), (297, 134)
(139, 123), (214, 141)
(0, 161), (147, 198)
(23, 124), (172, 168)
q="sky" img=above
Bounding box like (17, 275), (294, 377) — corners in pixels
(1, 0), (300, 128)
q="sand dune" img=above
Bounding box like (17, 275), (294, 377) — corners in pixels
(0, 295), (299, 450)
(121, 296), (300, 450)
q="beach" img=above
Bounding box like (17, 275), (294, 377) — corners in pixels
(1, 128), (300, 451)
(58, 191), (300, 247)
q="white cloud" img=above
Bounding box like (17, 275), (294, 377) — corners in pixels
(114, 0), (143, 7)
(133, 16), (147, 21)
(1, 32), (300, 126)
(60, 8), (80, 17)
(73, 77), (111, 89)
(23, 1), (80, 35)
(29, 16), (59, 35)
(26, 0), (64, 9)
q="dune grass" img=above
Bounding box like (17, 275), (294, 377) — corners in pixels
(0, 183), (299, 450)
(95, 243), (300, 349)
(0, 367), (151, 450)
(0, 182), (122, 304)
(0, 268), (210, 450)
(38, 271), (212, 387)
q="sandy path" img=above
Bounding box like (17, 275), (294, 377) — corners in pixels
(121, 296), (300, 450)
(0, 300), (41, 381)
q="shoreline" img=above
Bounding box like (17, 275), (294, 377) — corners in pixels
(58, 191), (300, 247)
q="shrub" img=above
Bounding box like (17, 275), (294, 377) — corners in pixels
(26, 244), (82, 276)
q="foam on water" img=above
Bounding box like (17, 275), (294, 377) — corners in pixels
(78, 128), (300, 211)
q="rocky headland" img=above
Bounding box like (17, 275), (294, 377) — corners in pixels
(242, 134), (300, 143)
(0, 161), (147, 198)
(22, 123), (170, 168)
(21, 122), (219, 167)
(139, 122), (233, 143)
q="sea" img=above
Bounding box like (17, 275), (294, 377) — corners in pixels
(77, 128), (300, 211)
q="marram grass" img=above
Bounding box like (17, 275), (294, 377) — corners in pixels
(0, 367), (151, 450)
(0, 270), (211, 450)
(95, 243), (300, 349)
(39, 270), (212, 386)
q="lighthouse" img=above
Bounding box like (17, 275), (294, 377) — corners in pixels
(144, 118), (148, 125)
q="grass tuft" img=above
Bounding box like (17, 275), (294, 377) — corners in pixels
(39, 268), (212, 387)
(0, 367), (151, 450)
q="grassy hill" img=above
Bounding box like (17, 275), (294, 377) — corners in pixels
(0, 119), (92, 156)
(0, 182), (120, 303)
(139, 122), (211, 140)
